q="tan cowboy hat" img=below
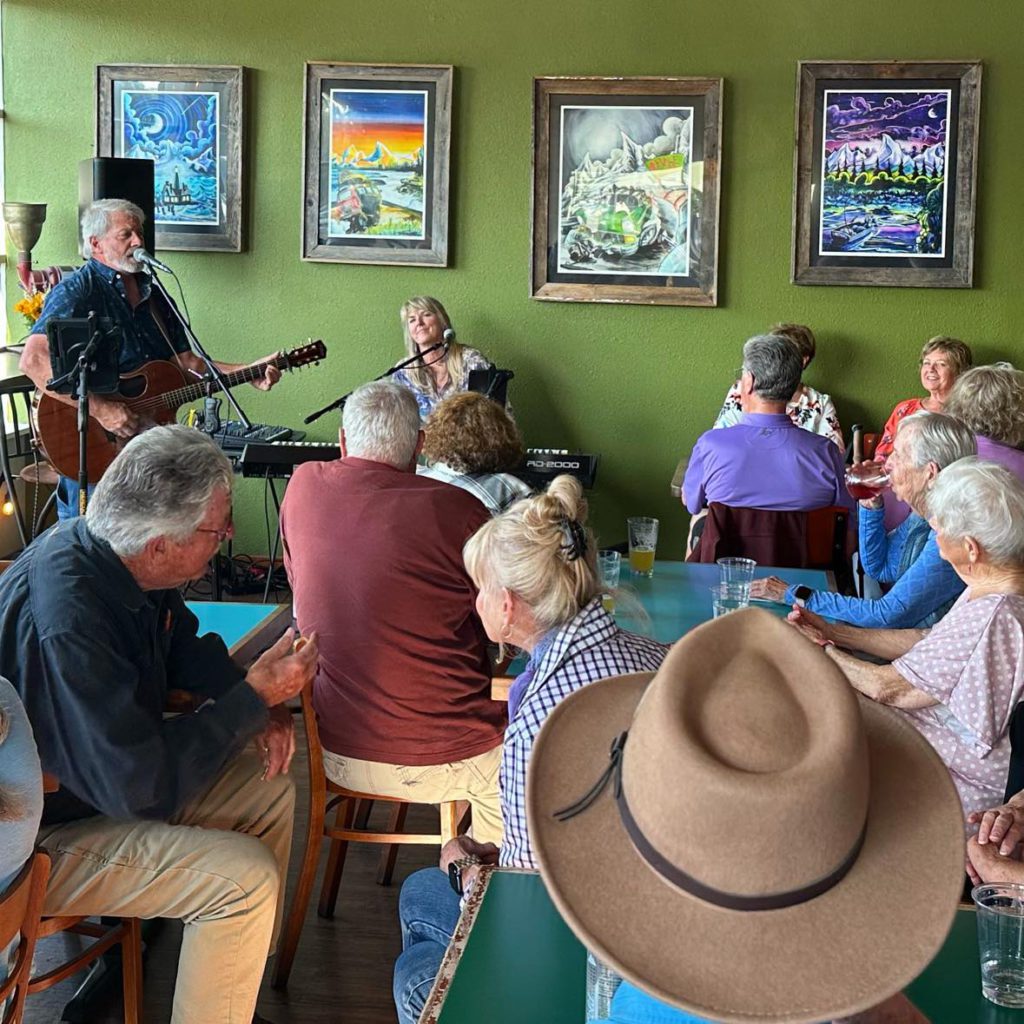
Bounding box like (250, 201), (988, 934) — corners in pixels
(526, 609), (965, 1024)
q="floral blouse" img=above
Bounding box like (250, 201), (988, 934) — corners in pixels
(713, 381), (844, 449)
(875, 398), (924, 460)
(391, 346), (493, 420)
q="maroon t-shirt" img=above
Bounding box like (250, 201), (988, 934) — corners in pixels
(281, 456), (505, 765)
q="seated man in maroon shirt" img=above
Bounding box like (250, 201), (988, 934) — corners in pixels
(280, 381), (505, 843)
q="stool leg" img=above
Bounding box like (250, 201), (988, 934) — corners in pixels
(122, 919), (143, 1024)
(318, 797), (354, 919)
(354, 799), (373, 830)
(376, 804), (409, 886)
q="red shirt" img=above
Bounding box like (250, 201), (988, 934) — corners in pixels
(280, 457), (504, 765)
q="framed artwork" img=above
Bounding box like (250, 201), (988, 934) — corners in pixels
(531, 76), (722, 307)
(792, 60), (982, 288)
(96, 64), (244, 252)
(302, 62), (452, 267)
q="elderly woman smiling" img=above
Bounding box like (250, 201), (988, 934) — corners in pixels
(789, 458), (1024, 824)
(752, 411), (975, 628)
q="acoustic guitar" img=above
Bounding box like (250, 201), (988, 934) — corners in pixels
(33, 340), (327, 480)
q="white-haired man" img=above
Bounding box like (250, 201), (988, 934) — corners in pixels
(280, 381), (506, 844)
(20, 198), (281, 518)
(0, 425), (319, 1024)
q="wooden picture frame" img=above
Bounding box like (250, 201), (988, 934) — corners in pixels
(96, 64), (245, 252)
(302, 62), (452, 267)
(792, 60), (982, 288)
(531, 76), (723, 307)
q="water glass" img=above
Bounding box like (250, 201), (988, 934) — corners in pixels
(627, 517), (659, 577)
(598, 550), (621, 613)
(585, 951), (623, 1021)
(710, 583), (749, 618)
(717, 557), (756, 601)
(974, 883), (1024, 1007)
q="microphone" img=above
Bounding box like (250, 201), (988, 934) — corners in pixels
(442, 327), (456, 346)
(131, 247), (174, 274)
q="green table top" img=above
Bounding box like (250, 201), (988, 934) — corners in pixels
(432, 872), (1024, 1024)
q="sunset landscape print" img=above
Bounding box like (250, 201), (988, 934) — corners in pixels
(328, 88), (428, 239)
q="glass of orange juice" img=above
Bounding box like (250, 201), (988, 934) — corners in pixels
(627, 517), (659, 577)
(598, 549), (621, 612)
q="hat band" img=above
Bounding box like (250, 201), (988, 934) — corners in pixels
(553, 730), (868, 913)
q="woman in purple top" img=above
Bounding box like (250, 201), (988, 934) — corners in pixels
(945, 364), (1024, 484)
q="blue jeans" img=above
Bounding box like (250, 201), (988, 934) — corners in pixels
(56, 476), (95, 520)
(393, 868), (461, 1024)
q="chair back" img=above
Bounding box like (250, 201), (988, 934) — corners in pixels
(0, 852), (50, 1024)
(299, 681), (328, 823)
(850, 424), (881, 464)
(0, 375), (54, 549)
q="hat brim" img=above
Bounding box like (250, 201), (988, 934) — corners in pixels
(527, 672), (966, 1024)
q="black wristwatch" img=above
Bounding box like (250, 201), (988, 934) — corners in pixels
(447, 855), (482, 896)
(793, 585), (813, 606)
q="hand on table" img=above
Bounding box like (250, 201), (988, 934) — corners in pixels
(256, 704), (296, 780)
(967, 833), (1024, 887)
(246, 628), (319, 706)
(750, 576), (790, 604)
(786, 606), (838, 647)
(968, 798), (1024, 857)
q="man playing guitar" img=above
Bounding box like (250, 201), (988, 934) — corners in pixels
(20, 198), (281, 519)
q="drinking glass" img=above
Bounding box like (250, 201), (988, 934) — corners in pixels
(845, 461), (891, 502)
(717, 557), (756, 601)
(598, 550), (621, 612)
(974, 883), (1024, 1007)
(585, 951), (623, 1020)
(710, 584), (749, 618)
(626, 517), (658, 577)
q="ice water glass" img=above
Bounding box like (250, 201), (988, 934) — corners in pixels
(974, 883), (1024, 1007)
(585, 951), (623, 1020)
(710, 584), (749, 618)
(598, 550), (621, 613)
(717, 557), (756, 602)
(627, 517), (658, 577)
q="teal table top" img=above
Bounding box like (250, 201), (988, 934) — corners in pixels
(431, 872), (1023, 1024)
(187, 601), (289, 660)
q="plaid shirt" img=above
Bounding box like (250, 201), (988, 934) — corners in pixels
(418, 462), (532, 516)
(498, 598), (669, 869)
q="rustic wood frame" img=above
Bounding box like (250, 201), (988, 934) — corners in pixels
(301, 62), (452, 267)
(96, 64), (245, 252)
(792, 60), (982, 288)
(531, 76), (723, 307)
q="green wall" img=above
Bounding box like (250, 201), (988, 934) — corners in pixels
(4, 0), (1021, 554)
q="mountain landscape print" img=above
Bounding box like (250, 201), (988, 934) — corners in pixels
(818, 89), (951, 258)
(329, 88), (428, 239)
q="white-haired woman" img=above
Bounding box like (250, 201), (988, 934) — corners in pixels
(392, 476), (668, 1024)
(945, 364), (1024, 483)
(753, 411), (975, 628)
(789, 458), (1024, 827)
(390, 296), (495, 419)
(0, 677), (43, 890)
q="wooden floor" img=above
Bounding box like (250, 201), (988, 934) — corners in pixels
(26, 727), (440, 1024)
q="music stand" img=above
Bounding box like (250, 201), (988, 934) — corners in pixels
(46, 312), (121, 514)
(468, 367), (514, 408)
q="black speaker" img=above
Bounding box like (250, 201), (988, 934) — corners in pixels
(78, 158), (156, 254)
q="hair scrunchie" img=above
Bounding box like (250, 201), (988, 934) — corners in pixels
(559, 517), (587, 562)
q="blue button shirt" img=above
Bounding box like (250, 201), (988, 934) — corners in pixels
(34, 258), (189, 372)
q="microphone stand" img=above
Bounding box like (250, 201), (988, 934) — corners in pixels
(145, 266), (254, 431)
(304, 340), (447, 425)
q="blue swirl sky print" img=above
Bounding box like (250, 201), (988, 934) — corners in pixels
(120, 89), (220, 225)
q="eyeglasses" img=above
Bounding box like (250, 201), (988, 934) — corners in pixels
(195, 515), (234, 544)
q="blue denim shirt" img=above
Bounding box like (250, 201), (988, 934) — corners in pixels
(34, 259), (190, 372)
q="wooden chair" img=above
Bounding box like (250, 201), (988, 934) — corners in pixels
(0, 853), (49, 1024)
(29, 774), (144, 1023)
(271, 682), (462, 990)
(850, 423), (881, 463)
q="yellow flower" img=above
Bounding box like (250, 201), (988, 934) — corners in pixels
(15, 290), (45, 326)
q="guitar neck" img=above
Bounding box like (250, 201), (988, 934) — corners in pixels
(161, 355), (284, 409)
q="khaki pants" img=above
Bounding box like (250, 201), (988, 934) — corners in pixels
(37, 752), (295, 1024)
(322, 744), (504, 847)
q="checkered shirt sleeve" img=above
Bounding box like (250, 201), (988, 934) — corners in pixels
(498, 600), (668, 869)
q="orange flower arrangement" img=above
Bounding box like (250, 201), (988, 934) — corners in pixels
(14, 290), (45, 327)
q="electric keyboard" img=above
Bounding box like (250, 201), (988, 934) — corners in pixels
(213, 421), (302, 450)
(516, 449), (599, 490)
(237, 440), (340, 478)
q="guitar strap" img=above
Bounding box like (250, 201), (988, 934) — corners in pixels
(146, 285), (191, 366)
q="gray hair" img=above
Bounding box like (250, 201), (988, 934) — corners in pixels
(928, 458), (1024, 567)
(87, 425), (233, 557)
(80, 198), (146, 258)
(342, 381), (420, 468)
(896, 411), (976, 470)
(944, 365), (1024, 449)
(742, 334), (803, 402)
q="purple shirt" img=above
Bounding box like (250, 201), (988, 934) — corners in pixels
(977, 436), (1024, 485)
(683, 412), (854, 516)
